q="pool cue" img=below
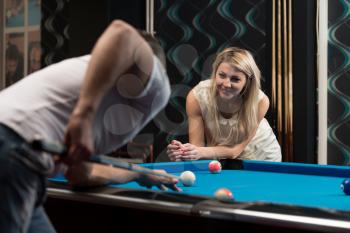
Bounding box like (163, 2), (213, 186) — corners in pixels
(30, 139), (180, 180)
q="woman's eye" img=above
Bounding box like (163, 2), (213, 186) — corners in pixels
(230, 77), (240, 82)
(219, 73), (225, 78)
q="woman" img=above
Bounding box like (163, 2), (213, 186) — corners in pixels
(167, 47), (281, 162)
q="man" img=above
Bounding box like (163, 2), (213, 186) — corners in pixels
(0, 20), (179, 233)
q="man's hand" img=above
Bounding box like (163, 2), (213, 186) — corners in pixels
(136, 169), (182, 192)
(64, 111), (94, 166)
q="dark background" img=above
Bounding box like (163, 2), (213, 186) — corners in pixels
(41, 0), (347, 164)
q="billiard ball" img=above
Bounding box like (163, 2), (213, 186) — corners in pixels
(209, 160), (222, 173)
(180, 171), (196, 186)
(214, 188), (234, 201)
(341, 179), (350, 195)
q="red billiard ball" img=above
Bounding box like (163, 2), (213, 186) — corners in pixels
(214, 188), (234, 202)
(209, 160), (222, 173)
(341, 179), (350, 195)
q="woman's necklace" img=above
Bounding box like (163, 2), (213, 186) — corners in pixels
(217, 96), (242, 119)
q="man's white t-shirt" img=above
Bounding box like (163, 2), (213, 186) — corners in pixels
(0, 55), (170, 154)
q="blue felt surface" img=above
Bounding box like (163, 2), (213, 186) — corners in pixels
(112, 170), (350, 211)
(50, 160), (350, 212)
(243, 160), (350, 178)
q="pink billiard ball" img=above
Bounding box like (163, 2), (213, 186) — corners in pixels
(209, 160), (222, 173)
(214, 188), (234, 202)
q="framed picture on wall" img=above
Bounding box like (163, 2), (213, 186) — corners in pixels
(5, 0), (25, 28)
(5, 32), (24, 86)
(2, 0), (41, 88)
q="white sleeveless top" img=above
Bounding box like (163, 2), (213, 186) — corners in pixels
(192, 80), (281, 161)
(0, 55), (170, 155)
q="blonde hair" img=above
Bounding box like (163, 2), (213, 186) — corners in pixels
(208, 47), (261, 145)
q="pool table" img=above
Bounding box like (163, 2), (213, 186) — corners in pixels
(45, 159), (350, 233)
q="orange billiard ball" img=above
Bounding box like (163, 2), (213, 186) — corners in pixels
(214, 188), (234, 201)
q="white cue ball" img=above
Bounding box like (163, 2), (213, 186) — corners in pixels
(180, 171), (196, 186)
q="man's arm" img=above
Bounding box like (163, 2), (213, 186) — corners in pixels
(64, 20), (154, 164)
(65, 162), (180, 191)
(65, 162), (138, 187)
(77, 20), (153, 114)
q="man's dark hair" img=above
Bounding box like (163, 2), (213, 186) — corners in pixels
(138, 30), (166, 69)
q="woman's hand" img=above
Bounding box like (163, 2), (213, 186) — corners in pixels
(167, 140), (207, 161)
(166, 140), (184, 161)
(180, 143), (206, 161)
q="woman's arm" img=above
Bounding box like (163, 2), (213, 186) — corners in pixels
(181, 94), (270, 160)
(187, 90), (205, 146)
(166, 90), (205, 161)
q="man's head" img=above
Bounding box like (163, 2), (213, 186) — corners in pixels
(138, 30), (166, 69)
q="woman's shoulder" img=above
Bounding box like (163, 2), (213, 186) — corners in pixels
(258, 89), (266, 101)
(194, 79), (212, 88)
(193, 79), (212, 93)
(192, 79), (211, 99)
(190, 79), (212, 112)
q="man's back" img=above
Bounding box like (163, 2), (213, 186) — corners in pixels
(0, 54), (170, 155)
(0, 56), (88, 145)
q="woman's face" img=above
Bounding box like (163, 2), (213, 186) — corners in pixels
(214, 62), (247, 100)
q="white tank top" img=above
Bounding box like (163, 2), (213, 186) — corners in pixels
(0, 55), (170, 154)
(192, 79), (281, 161)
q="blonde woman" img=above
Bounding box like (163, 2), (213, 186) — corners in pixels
(167, 47), (281, 162)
